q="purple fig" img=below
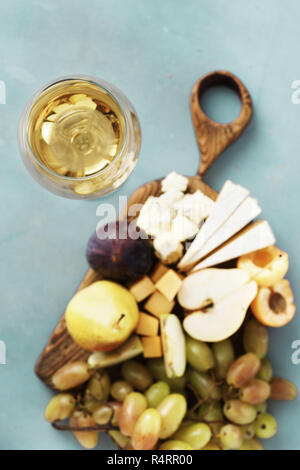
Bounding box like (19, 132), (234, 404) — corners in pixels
(86, 221), (154, 282)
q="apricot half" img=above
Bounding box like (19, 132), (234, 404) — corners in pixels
(237, 246), (288, 287)
(251, 279), (296, 327)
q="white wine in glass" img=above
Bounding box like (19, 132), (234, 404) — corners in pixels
(18, 76), (141, 199)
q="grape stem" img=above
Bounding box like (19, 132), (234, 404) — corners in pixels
(52, 421), (119, 432)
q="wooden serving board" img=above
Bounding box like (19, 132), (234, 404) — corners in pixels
(35, 70), (253, 388)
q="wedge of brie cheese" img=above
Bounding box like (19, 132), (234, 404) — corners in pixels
(192, 220), (276, 271)
(193, 196), (262, 261)
(178, 180), (249, 270)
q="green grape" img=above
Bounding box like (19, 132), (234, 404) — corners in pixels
(187, 369), (221, 400)
(254, 413), (277, 439)
(223, 400), (257, 425)
(219, 424), (243, 450)
(269, 377), (298, 401)
(197, 401), (223, 422)
(83, 391), (101, 413)
(226, 353), (261, 388)
(166, 376), (186, 393)
(240, 423), (255, 440)
(118, 392), (147, 436)
(69, 410), (98, 449)
(93, 403), (113, 425)
(121, 361), (152, 391)
(173, 422), (211, 450)
(145, 381), (170, 408)
(239, 437), (263, 450)
(243, 318), (269, 359)
(145, 359), (166, 381)
(201, 441), (221, 450)
(157, 393), (187, 439)
(186, 337), (215, 372)
(212, 339), (235, 379)
(131, 408), (162, 450)
(240, 379), (270, 405)
(209, 422), (224, 436)
(110, 381), (133, 402)
(255, 402), (267, 417)
(83, 371), (111, 412)
(108, 401), (122, 426)
(257, 357), (273, 382)
(179, 419), (195, 428)
(159, 440), (194, 450)
(52, 361), (90, 391)
(86, 371), (110, 401)
(45, 393), (76, 422)
(108, 430), (130, 449)
(146, 359), (186, 392)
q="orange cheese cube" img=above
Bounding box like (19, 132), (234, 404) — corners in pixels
(142, 336), (163, 358)
(155, 269), (183, 302)
(151, 262), (169, 283)
(129, 276), (156, 303)
(144, 291), (175, 318)
(135, 312), (159, 336)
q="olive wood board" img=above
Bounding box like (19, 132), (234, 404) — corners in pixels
(35, 70), (253, 388)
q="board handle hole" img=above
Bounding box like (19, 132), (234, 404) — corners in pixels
(198, 80), (242, 125)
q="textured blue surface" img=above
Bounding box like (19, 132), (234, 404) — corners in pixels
(0, 0), (300, 450)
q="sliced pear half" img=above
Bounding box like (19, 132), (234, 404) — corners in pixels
(178, 268), (251, 311)
(160, 314), (186, 378)
(179, 269), (258, 342)
(88, 335), (143, 369)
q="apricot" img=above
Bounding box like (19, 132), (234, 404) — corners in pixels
(237, 246), (288, 287)
(251, 279), (296, 327)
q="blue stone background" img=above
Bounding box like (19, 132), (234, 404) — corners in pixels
(0, 0), (299, 450)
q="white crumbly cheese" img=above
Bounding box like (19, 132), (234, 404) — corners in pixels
(158, 190), (184, 205)
(175, 190), (215, 224)
(136, 173), (216, 263)
(171, 215), (199, 241)
(137, 197), (174, 237)
(153, 233), (183, 264)
(161, 171), (189, 193)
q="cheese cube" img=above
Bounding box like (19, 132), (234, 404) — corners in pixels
(129, 276), (156, 303)
(171, 214), (199, 241)
(150, 262), (169, 283)
(155, 269), (183, 302)
(175, 191), (215, 223)
(135, 312), (159, 336)
(137, 197), (173, 237)
(153, 233), (183, 265)
(144, 291), (175, 318)
(142, 336), (163, 358)
(158, 190), (184, 205)
(161, 172), (188, 193)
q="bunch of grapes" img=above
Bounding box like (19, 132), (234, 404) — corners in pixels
(45, 317), (297, 450)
